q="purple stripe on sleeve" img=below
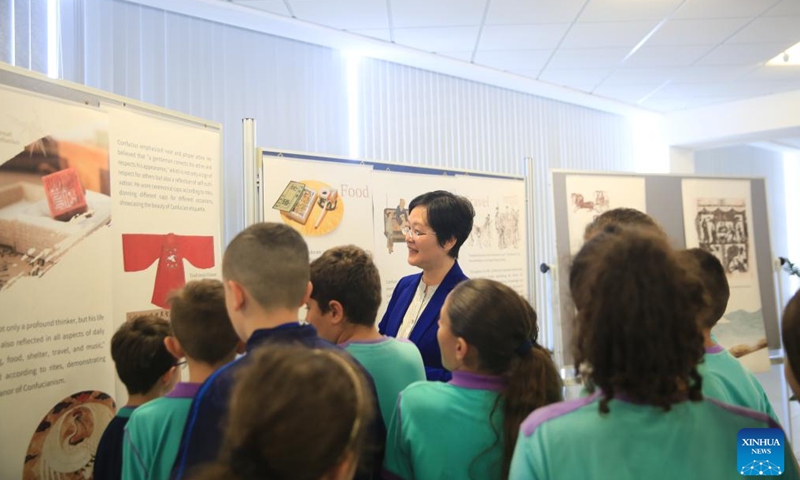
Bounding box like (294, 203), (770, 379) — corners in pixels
(706, 397), (774, 424)
(449, 371), (506, 392)
(704, 344), (725, 354)
(166, 382), (202, 399)
(521, 392), (600, 437)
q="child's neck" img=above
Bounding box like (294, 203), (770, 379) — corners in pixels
(243, 307), (303, 339)
(186, 358), (231, 384)
(702, 329), (717, 349)
(337, 324), (382, 345)
(125, 392), (160, 408)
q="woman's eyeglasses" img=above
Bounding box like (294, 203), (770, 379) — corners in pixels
(401, 226), (435, 239)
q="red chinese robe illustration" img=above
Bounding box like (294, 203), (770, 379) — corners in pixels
(122, 233), (215, 308)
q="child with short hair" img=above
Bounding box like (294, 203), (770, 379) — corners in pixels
(678, 248), (778, 421)
(583, 207), (666, 241)
(195, 345), (375, 480)
(94, 315), (177, 480)
(122, 280), (240, 480)
(383, 279), (562, 480)
(510, 227), (798, 480)
(307, 244), (425, 427)
(170, 223), (384, 480)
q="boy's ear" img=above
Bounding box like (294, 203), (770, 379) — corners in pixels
(328, 300), (345, 326)
(226, 279), (246, 312)
(164, 336), (185, 360)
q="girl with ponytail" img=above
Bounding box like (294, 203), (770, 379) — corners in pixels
(383, 278), (562, 480)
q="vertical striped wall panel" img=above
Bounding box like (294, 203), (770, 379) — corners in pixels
(0, 0), (48, 72)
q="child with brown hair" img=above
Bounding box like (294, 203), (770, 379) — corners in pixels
(307, 245), (425, 427)
(171, 223), (384, 480)
(678, 248), (778, 421)
(94, 315), (178, 480)
(510, 227), (797, 480)
(195, 345), (374, 480)
(383, 279), (562, 480)
(122, 279), (240, 480)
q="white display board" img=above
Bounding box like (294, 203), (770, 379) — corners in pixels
(455, 174), (529, 296)
(259, 151), (531, 320)
(552, 170), (778, 373)
(682, 178), (768, 372)
(0, 66), (222, 480)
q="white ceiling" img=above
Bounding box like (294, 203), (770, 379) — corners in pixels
(229, 0), (800, 114)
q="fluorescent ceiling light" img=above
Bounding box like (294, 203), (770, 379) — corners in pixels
(767, 42), (800, 66)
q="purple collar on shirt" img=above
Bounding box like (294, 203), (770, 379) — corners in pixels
(449, 371), (506, 392)
(338, 336), (391, 348)
(705, 343), (725, 354)
(166, 382), (202, 399)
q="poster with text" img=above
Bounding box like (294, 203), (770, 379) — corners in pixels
(682, 179), (768, 372)
(565, 175), (647, 255)
(110, 108), (223, 365)
(0, 85), (116, 480)
(371, 171), (457, 320)
(455, 175), (529, 297)
(262, 156), (375, 261)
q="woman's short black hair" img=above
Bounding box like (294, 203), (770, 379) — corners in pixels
(409, 190), (474, 258)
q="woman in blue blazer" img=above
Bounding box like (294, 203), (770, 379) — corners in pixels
(379, 190), (474, 381)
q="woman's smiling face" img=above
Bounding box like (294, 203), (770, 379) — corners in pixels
(406, 206), (451, 271)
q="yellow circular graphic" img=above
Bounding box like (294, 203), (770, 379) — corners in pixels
(278, 180), (344, 236)
(24, 390), (116, 480)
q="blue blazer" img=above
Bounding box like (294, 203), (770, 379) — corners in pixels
(379, 261), (468, 382)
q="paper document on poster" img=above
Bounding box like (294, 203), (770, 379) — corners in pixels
(565, 175), (646, 255)
(262, 155), (374, 261)
(454, 175), (529, 297)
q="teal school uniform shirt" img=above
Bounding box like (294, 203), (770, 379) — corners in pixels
(342, 337), (425, 427)
(509, 392), (800, 480)
(122, 383), (200, 480)
(383, 371), (506, 480)
(699, 343), (779, 422)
